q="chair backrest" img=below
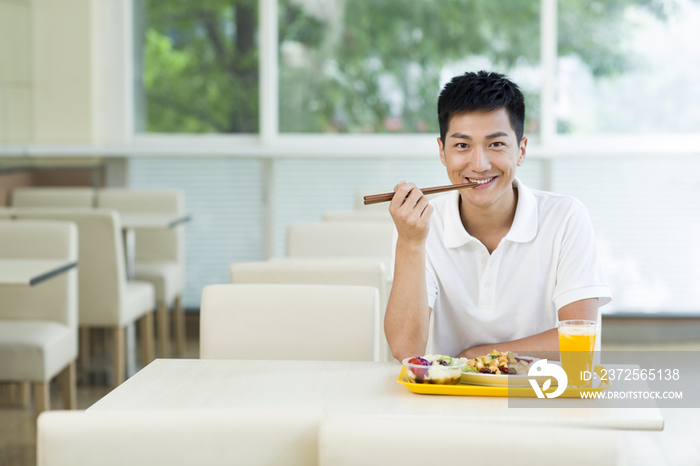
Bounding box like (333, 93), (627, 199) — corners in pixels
(15, 208), (126, 326)
(97, 189), (184, 263)
(230, 259), (388, 306)
(230, 259), (391, 361)
(286, 221), (394, 262)
(322, 210), (392, 222)
(37, 407), (324, 466)
(200, 284), (380, 361)
(0, 220), (78, 326)
(11, 187), (95, 207)
(318, 416), (623, 466)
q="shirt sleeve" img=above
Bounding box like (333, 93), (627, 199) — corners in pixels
(553, 202), (612, 311)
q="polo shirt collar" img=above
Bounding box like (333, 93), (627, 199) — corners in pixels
(505, 177), (538, 243)
(442, 177), (538, 249)
(443, 190), (472, 248)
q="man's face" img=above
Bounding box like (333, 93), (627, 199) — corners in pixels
(437, 107), (527, 211)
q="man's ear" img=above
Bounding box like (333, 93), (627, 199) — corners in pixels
(517, 136), (527, 166)
(437, 136), (447, 167)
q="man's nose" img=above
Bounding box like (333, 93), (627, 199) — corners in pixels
(469, 145), (490, 172)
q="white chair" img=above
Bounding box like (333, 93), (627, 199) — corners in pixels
(230, 259), (393, 362)
(200, 284), (380, 361)
(15, 208), (156, 387)
(0, 207), (15, 218)
(319, 416), (624, 466)
(286, 221), (394, 268)
(0, 220), (78, 414)
(37, 407), (324, 466)
(97, 189), (186, 358)
(11, 187), (95, 207)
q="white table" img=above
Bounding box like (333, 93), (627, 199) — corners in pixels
(89, 359), (664, 431)
(0, 259), (77, 286)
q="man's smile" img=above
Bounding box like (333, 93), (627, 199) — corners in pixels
(466, 176), (497, 189)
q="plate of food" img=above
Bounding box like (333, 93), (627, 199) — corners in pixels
(459, 350), (554, 387)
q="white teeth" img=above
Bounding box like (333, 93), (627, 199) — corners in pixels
(468, 177), (493, 185)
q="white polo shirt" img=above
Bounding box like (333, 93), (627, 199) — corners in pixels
(394, 177), (612, 357)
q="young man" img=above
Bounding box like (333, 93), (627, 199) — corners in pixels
(385, 71), (611, 361)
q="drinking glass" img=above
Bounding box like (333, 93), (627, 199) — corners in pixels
(558, 320), (597, 388)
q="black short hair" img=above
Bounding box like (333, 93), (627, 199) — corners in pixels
(438, 71), (525, 144)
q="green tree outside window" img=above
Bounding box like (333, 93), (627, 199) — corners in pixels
(140, 0), (672, 134)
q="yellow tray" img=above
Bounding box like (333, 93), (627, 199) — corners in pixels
(397, 365), (611, 397)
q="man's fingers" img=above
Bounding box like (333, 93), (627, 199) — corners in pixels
(393, 180), (407, 192)
(390, 182), (418, 210)
(408, 195), (431, 222)
(388, 181), (432, 242)
(401, 186), (425, 210)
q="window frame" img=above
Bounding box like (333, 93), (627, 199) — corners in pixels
(128, 0), (700, 159)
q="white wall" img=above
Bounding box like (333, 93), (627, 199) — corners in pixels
(0, 0), (131, 144)
(32, 0), (93, 142)
(0, 0), (32, 143)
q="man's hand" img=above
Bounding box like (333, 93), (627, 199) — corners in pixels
(389, 181), (433, 244)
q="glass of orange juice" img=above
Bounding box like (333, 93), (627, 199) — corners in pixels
(558, 320), (597, 388)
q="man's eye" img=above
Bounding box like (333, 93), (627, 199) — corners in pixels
(456, 143), (468, 149)
(491, 142), (505, 147)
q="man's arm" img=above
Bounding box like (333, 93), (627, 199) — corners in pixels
(457, 298), (599, 359)
(384, 182), (434, 361)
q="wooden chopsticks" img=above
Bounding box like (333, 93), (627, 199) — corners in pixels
(363, 181), (480, 205)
